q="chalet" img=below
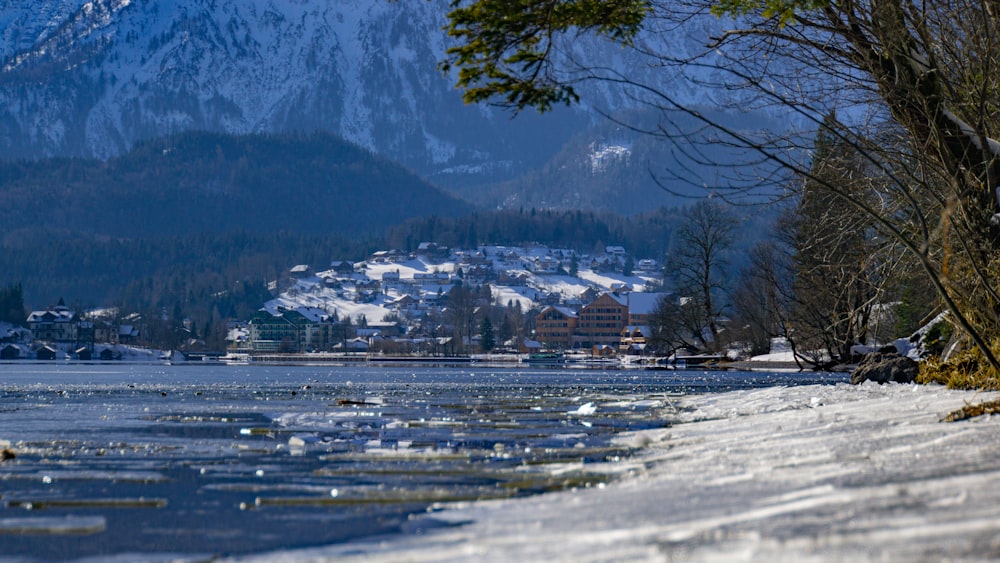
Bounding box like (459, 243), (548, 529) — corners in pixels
(417, 242), (450, 262)
(606, 246), (627, 257)
(592, 344), (617, 358)
(370, 250), (406, 264)
(388, 294), (419, 312)
(27, 304), (78, 343)
(574, 292), (628, 348)
(528, 255), (560, 274)
(329, 261), (356, 276)
(458, 249), (489, 266)
(460, 265), (492, 285)
(534, 306), (578, 348)
(610, 283), (632, 294)
(577, 288), (602, 306)
(636, 259), (660, 272)
(289, 264), (311, 278)
(590, 256), (618, 273)
(367, 321), (403, 338)
(539, 292), (562, 305)
(620, 325), (652, 354)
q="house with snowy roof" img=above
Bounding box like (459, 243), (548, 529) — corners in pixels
(527, 255), (560, 274)
(329, 261), (356, 276)
(289, 264), (311, 278)
(535, 306), (578, 348)
(636, 259), (660, 272)
(626, 293), (669, 326)
(27, 302), (79, 343)
(619, 325), (652, 354)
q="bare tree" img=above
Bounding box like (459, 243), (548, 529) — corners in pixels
(730, 240), (796, 360)
(665, 199), (736, 352)
(442, 0), (1000, 383)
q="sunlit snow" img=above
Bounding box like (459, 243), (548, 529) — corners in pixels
(231, 383), (1000, 562)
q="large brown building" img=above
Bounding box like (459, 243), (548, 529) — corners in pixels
(533, 292), (666, 351)
(535, 306), (578, 348)
(574, 293), (629, 348)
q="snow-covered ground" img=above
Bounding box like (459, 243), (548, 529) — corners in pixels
(232, 382), (1000, 562)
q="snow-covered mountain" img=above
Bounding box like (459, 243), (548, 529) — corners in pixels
(0, 0), (710, 191)
(0, 0), (648, 187)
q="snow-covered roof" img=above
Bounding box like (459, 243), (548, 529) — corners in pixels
(27, 307), (75, 323)
(627, 293), (668, 315)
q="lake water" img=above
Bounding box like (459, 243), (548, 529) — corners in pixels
(0, 364), (846, 561)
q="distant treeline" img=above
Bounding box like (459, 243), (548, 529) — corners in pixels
(7, 230), (377, 309)
(386, 207), (692, 258)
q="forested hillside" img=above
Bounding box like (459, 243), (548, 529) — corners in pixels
(0, 131), (470, 238)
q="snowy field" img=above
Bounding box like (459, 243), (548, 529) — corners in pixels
(235, 382), (1000, 562)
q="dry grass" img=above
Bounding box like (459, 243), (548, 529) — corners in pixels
(917, 341), (1000, 421)
(917, 345), (1000, 391)
(941, 398), (1000, 422)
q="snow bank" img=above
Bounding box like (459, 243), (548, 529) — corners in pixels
(232, 383), (1000, 562)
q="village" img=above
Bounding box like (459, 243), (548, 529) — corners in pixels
(1, 243), (684, 364)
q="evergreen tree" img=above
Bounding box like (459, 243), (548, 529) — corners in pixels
(0, 283), (26, 325)
(480, 317), (496, 352)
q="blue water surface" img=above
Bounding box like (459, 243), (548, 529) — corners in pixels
(0, 364), (846, 561)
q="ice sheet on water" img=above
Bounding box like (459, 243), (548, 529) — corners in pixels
(73, 553), (216, 563)
(0, 515), (106, 535)
(261, 382), (1000, 562)
(568, 402), (597, 416)
(10, 469), (169, 483)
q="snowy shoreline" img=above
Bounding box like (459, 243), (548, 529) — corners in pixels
(234, 382), (1000, 562)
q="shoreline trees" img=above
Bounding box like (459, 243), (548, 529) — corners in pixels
(442, 0), (1000, 387)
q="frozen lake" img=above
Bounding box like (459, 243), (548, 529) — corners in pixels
(0, 364), (845, 561)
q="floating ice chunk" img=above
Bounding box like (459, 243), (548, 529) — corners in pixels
(569, 402), (597, 416)
(0, 516), (106, 535)
(288, 434), (320, 448)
